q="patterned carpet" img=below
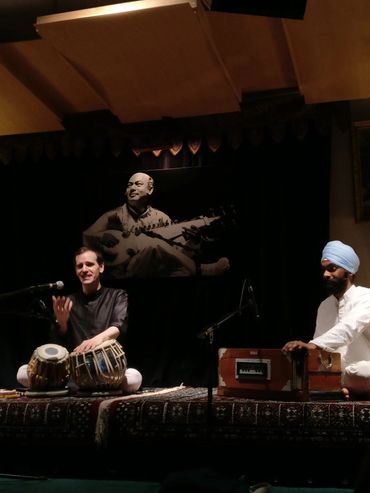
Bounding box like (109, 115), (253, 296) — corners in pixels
(1, 386), (370, 448)
(102, 386), (370, 447)
(0, 386), (368, 486)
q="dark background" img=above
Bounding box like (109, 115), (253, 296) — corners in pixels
(0, 124), (330, 389)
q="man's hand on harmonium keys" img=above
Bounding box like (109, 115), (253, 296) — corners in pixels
(282, 340), (318, 353)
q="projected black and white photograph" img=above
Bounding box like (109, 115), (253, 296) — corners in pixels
(82, 165), (239, 280)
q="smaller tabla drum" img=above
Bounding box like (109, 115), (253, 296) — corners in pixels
(69, 339), (127, 394)
(27, 343), (70, 394)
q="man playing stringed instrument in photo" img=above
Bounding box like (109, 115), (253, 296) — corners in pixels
(83, 172), (230, 279)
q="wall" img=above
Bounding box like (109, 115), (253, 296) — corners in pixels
(330, 101), (370, 286)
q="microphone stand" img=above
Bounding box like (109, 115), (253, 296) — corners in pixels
(32, 299), (56, 325)
(0, 286), (40, 301)
(198, 305), (248, 428)
(0, 299), (52, 321)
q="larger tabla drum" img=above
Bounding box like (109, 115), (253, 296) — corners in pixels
(69, 339), (127, 394)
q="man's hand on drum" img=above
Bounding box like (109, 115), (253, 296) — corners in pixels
(282, 340), (317, 353)
(52, 295), (73, 332)
(73, 334), (106, 353)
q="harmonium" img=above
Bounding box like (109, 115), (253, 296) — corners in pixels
(217, 347), (343, 401)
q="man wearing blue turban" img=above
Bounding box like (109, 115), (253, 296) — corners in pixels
(282, 240), (370, 399)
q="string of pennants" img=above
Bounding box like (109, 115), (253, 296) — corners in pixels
(132, 135), (224, 157)
(0, 115), (328, 165)
(131, 130), (252, 157)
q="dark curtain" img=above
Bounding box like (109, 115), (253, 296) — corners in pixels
(0, 125), (330, 388)
(123, 126), (330, 387)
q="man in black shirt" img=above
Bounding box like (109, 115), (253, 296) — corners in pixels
(17, 246), (142, 393)
(53, 246), (128, 353)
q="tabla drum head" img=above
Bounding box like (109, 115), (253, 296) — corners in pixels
(35, 344), (68, 362)
(27, 343), (70, 393)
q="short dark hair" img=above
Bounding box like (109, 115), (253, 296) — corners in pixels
(73, 246), (104, 266)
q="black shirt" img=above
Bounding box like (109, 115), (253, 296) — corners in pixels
(65, 286), (128, 352)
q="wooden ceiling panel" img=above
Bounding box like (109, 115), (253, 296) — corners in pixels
(0, 0), (369, 137)
(0, 39), (108, 117)
(206, 12), (298, 96)
(0, 62), (63, 136)
(35, 0), (241, 123)
(283, 0), (370, 103)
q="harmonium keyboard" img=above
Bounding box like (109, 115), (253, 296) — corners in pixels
(217, 347), (342, 401)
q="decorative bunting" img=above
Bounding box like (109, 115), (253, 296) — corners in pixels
(14, 143), (27, 163)
(291, 119), (308, 140)
(110, 136), (123, 158)
(30, 139), (44, 163)
(269, 123), (286, 143)
(187, 138), (201, 155)
(227, 129), (243, 150)
(169, 140), (183, 156)
(60, 134), (72, 158)
(247, 127), (264, 147)
(0, 145), (11, 166)
(73, 138), (86, 158)
(207, 135), (222, 153)
(45, 140), (57, 160)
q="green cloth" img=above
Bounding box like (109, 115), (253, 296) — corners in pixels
(0, 478), (161, 493)
(0, 478), (353, 493)
(271, 488), (353, 493)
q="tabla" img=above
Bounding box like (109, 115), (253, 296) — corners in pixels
(69, 339), (127, 394)
(27, 343), (70, 394)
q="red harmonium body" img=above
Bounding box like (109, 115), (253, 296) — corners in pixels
(217, 348), (342, 401)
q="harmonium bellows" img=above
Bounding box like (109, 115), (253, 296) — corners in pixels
(217, 348), (342, 401)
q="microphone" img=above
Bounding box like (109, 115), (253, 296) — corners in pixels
(0, 281), (64, 301)
(32, 281), (64, 292)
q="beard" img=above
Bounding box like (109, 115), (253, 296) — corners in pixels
(324, 276), (347, 295)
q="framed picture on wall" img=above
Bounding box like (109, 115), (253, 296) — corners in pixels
(352, 120), (370, 221)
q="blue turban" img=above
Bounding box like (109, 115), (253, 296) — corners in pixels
(321, 240), (360, 274)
